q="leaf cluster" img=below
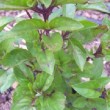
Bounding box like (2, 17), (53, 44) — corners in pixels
(0, 0), (110, 110)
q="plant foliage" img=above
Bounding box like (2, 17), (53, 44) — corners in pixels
(0, 0), (110, 110)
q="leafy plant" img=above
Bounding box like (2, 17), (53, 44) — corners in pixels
(0, 0), (110, 110)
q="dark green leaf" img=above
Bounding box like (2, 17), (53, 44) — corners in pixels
(18, 64), (34, 82)
(36, 92), (66, 110)
(14, 64), (34, 83)
(52, 70), (68, 93)
(12, 97), (36, 110)
(14, 67), (29, 83)
(13, 80), (34, 102)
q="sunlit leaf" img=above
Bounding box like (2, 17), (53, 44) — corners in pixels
(0, 69), (16, 93)
(2, 48), (32, 67)
(72, 77), (110, 98)
(49, 17), (84, 31)
(69, 38), (87, 71)
(0, 0), (37, 10)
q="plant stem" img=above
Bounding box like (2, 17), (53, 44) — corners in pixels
(31, 6), (43, 14)
(25, 10), (32, 19)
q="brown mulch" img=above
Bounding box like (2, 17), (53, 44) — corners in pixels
(76, 10), (106, 20)
(0, 88), (13, 110)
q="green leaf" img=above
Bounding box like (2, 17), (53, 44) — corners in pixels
(55, 0), (88, 5)
(101, 32), (110, 60)
(54, 50), (74, 78)
(88, 0), (104, 3)
(52, 70), (68, 93)
(42, 74), (54, 91)
(72, 97), (87, 108)
(33, 73), (49, 91)
(80, 58), (103, 79)
(48, 8), (62, 21)
(0, 1), (109, 110)
(102, 35), (110, 47)
(14, 67), (29, 84)
(0, 70), (7, 86)
(92, 58), (103, 78)
(74, 86), (101, 99)
(77, 2), (109, 13)
(36, 50), (55, 75)
(0, 69), (16, 93)
(0, 38), (16, 54)
(72, 77), (110, 98)
(2, 48), (32, 67)
(102, 16), (110, 28)
(69, 25), (107, 44)
(14, 64), (34, 83)
(27, 0), (37, 7)
(18, 63), (34, 82)
(0, 17), (13, 31)
(26, 41), (41, 57)
(69, 38), (87, 71)
(0, 0), (37, 10)
(54, 50), (72, 65)
(49, 17), (83, 31)
(12, 82), (35, 110)
(42, 32), (63, 52)
(11, 97), (36, 110)
(0, 19), (45, 44)
(106, 97), (110, 110)
(13, 80), (34, 102)
(79, 19), (98, 30)
(36, 92), (66, 110)
(73, 97), (106, 110)
(63, 4), (76, 19)
(86, 98), (106, 110)
(39, 0), (52, 8)
(33, 72), (54, 91)
(12, 19), (46, 31)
